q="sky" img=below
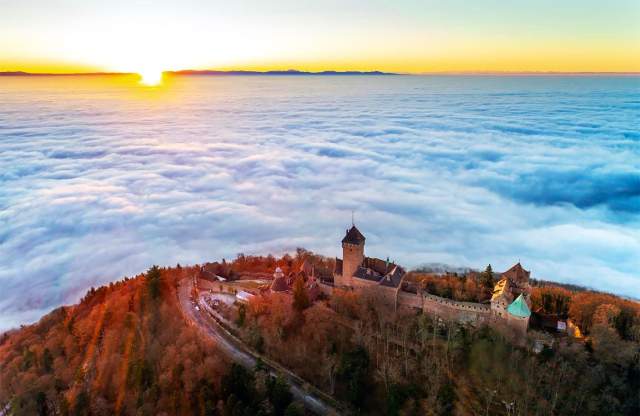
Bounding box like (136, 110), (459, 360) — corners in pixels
(1, 0), (639, 74)
(0, 74), (638, 331)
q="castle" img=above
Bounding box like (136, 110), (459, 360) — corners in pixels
(268, 224), (532, 338)
(329, 225), (532, 338)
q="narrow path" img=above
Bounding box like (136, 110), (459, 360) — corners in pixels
(178, 277), (342, 416)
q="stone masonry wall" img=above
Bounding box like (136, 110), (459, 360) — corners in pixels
(397, 291), (491, 325)
(318, 281), (334, 297)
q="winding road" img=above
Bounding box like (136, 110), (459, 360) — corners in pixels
(177, 277), (341, 416)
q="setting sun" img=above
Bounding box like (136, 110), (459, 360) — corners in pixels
(139, 69), (163, 86)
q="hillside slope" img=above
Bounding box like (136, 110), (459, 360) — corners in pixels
(0, 266), (228, 415)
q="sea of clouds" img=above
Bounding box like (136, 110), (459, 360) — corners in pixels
(1, 75), (638, 331)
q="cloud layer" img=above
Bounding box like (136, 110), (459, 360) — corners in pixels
(1, 75), (639, 331)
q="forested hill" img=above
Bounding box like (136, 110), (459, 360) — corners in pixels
(0, 264), (312, 416)
(0, 265), (232, 415)
(2, 253), (640, 415)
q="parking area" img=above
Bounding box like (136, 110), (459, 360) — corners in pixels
(198, 277), (269, 294)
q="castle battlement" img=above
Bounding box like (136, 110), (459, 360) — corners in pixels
(422, 293), (492, 312)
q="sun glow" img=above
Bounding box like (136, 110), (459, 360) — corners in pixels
(139, 69), (163, 86)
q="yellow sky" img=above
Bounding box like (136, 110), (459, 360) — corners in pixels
(1, 0), (639, 74)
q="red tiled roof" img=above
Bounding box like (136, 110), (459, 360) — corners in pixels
(502, 262), (530, 287)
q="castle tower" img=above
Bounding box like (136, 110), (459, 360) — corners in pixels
(340, 225), (365, 287)
(506, 294), (531, 329)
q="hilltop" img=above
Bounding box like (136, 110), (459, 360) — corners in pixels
(0, 265), (310, 416)
(1, 251), (639, 415)
(0, 266), (229, 415)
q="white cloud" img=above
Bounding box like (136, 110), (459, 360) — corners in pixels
(0, 75), (638, 331)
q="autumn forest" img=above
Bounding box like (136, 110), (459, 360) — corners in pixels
(1, 252), (639, 415)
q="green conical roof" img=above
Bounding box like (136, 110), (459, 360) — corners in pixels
(507, 294), (531, 318)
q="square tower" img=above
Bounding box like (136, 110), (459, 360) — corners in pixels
(340, 225), (365, 287)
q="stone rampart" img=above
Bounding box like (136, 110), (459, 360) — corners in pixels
(398, 291), (491, 325)
(397, 291), (423, 309)
(318, 281), (334, 297)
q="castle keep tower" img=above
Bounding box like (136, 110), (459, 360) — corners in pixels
(340, 225), (365, 287)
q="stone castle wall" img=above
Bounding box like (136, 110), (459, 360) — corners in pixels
(397, 291), (491, 325)
(351, 276), (380, 289)
(397, 291), (424, 309)
(323, 279), (526, 338)
(318, 281), (334, 297)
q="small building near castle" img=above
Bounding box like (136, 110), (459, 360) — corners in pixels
(270, 267), (289, 292)
(270, 262), (323, 302)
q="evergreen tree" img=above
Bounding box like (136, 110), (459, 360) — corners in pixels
(479, 264), (494, 289)
(73, 391), (90, 416)
(337, 346), (370, 408)
(221, 364), (255, 404)
(236, 304), (246, 327)
(266, 376), (293, 414)
(292, 277), (310, 312)
(35, 391), (48, 416)
(146, 265), (162, 299)
(41, 348), (53, 373)
(284, 402), (304, 416)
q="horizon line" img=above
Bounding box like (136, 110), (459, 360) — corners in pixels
(1, 69), (639, 77)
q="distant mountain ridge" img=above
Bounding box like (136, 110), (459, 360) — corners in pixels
(170, 69), (397, 76)
(0, 69), (398, 76)
(412, 262), (476, 275)
(0, 71), (132, 76)
(4, 70), (638, 77)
